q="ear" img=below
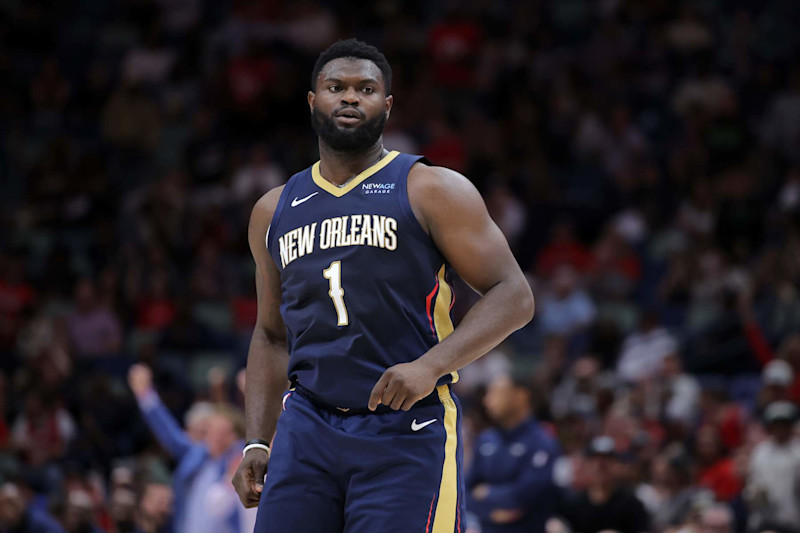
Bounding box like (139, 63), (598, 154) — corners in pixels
(308, 91), (315, 113)
(385, 94), (393, 120)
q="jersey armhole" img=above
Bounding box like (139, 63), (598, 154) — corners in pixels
(396, 155), (435, 242)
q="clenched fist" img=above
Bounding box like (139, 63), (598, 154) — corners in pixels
(231, 448), (269, 508)
(128, 364), (153, 399)
(368, 359), (440, 411)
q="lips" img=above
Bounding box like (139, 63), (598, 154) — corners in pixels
(334, 108), (363, 125)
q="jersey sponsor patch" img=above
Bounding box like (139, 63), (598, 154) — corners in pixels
(362, 182), (395, 194)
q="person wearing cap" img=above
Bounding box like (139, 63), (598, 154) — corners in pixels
(466, 374), (560, 533)
(746, 401), (800, 532)
(758, 360), (795, 411)
(556, 436), (649, 533)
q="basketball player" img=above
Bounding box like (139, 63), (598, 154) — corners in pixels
(231, 39), (535, 532)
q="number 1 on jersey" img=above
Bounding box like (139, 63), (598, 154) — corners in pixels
(323, 260), (349, 326)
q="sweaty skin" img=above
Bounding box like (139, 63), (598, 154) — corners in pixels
(231, 57), (534, 509)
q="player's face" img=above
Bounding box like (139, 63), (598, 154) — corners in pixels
(309, 58), (392, 152)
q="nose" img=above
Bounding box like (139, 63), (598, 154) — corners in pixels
(341, 87), (360, 106)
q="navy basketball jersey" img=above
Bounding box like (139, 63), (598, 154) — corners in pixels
(266, 151), (459, 408)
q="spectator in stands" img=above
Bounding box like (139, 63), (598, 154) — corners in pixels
(699, 503), (734, 533)
(0, 252), (35, 356)
(127, 364), (253, 533)
(51, 489), (104, 533)
(551, 356), (607, 421)
(10, 389), (76, 469)
(108, 485), (136, 533)
(758, 359), (795, 412)
(617, 310), (679, 383)
(0, 482), (64, 533)
(557, 436), (650, 533)
(135, 482), (173, 533)
(694, 425), (741, 502)
(466, 374), (559, 533)
(746, 401), (800, 532)
(538, 265), (596, 337)
(658, 353), (701, 427)
(230, 144), (285, 204)
(534, 219), (592, 278)
(66, 279), (123, 359)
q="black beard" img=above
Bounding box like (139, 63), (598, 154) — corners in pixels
(311, 107), (386, 152)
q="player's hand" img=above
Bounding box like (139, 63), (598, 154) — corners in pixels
(231, 448), (269, 508)
(368, 359), (439, 411)
(128, 364), (153, 399)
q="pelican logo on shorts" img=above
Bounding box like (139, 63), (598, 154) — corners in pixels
(362, 182), (395, 195)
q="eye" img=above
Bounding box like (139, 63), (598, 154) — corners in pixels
(329, 85), (341, 92)
(363, 87), (375, 94)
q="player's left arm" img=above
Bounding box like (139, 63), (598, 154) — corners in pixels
(369, 165), (534, 411)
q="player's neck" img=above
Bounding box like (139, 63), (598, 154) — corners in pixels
(317, 141), (388, 187)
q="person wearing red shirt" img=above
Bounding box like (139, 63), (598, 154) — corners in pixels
(694, 424), (742, 502)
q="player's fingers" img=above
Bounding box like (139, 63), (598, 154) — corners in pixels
(368, 372), (391, 411)
(400, 397), (417, 411)
(244, 494), (261, 508)
(380, 375), (403, 408)
(249, 466), (266, 496)
(389, 390), (406, 410)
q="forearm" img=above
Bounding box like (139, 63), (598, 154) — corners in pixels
(245, 328), (290, 442)
(137, 390), (192, 457)
(419, 276), (533, 378)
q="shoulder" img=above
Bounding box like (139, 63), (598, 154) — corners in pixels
(250, 186), (285, 228)
(407, 163), (479, 199)
(406, 164), (486, 230)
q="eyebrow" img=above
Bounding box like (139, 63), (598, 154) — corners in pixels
(323, 76), (381, 85)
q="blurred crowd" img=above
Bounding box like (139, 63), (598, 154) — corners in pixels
(1, 0), (800, 532)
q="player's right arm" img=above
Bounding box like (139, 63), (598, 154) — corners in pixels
(231, 186), (289, 509)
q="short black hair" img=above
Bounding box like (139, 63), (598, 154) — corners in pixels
(311, 38), (392, 95)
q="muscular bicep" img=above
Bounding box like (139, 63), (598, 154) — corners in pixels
(248, 189), (286, 343)
(411, 167), (524, 295)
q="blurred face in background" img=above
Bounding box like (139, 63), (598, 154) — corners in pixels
(0, 484), (25, 526)
(551, 265), (578, 298)
(696, 425), (723, 464)
(700, 507), (733, 533)
(139, 483), (173, 528)
(63, 490), (94, 533)
(587, 453), (618, 489)
(74, 279), (97, 312)
(768, 419), (794, 444)
(205, 414), (237, 457)
(483, 375), (530, 428)
(109, 488), (135, 527)
(184, 402), (213, 442)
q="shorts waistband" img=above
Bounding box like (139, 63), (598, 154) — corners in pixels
(292, 383), (441, 416)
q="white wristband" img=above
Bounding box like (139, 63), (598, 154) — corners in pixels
(243, 443), (271, 458)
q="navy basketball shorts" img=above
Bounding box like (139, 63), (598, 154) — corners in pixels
(254, 385), (466, 532)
